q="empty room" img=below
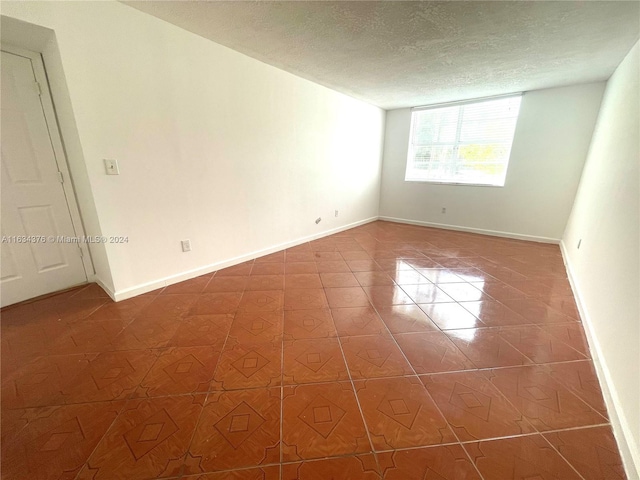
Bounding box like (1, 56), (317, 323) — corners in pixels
(0, 1), (638, 479)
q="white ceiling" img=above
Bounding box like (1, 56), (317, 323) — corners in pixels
(124, 1), (640, 110)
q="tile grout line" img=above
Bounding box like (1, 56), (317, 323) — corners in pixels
(72, 400), (128, 480)
(539, 433), (589, 480)
(179, 276), (240, 478)
(279, 248), (287, 480)
(327, 297), (384, 478)
(362, 289), (490, 480)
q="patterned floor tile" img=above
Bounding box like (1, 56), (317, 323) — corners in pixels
(394, 332), (475, 374)
(84, 296), (155, 323)
(325, 287), (372, 308)
(414, 269), (464, 284)
(285, 274), (323, 289)
(228, 311), (283, 344)
(168, 314), (232, 349)
(376, 304), (439, 334)
(282, 454), (380, 479)
(459, 299), (528, 327)
(204, 276), (250, 293)
(283, 309), (337, 340)
(319, 272), (360, 288)
(497, 325), (586, 364)
(401, 284), (454, 304)
(362, 286), (414, 307)
(468, 280), (528, 303)
(354, 376), (455, 450)
(283, 338), (349, 384)
(61, 350), (158, 403)
(286, 252), (317, 263)
(546, 360), (608, 416)
(463, 434), (582, 480)
(190, 292), (243, 315)
(283, 289), (328, 310)
(353, 271), (396, 287)
(49, 318), (128, 354)
(419, 303), (484, 330)
(285, 262), (318, 274)
(1, 318), (69, 369)
(77, 395), (204, 479)
(185, 389), (280, 474)
(246, 275), (285, 291)
(34, 297), (109, 325)
(239, 291), (284, 313)
(331, 307), (387, 337)
(139, 294), (200, 319)
(437, 283), (487, 302)
(340, 335), (413, 380)
(1, 401), (123, 480)
(422, 371), (535, 441)
(183, 466), (280, 479)
(313, 251), (343, 261)
(544, 426), (625, 480)
(251, 263), (285, 275)
(378, 444), (481, 479)
(500, 297), (576, 324)
(212, 341), (282, 390)
(339, 251), (372, 261)
(485, 365), (608, 431)
(316, 260), (351, 273)
(135, 346), (220, 397)
(445, 328), (530, 368)
(2, 354), (94, 409)
(539, 322), (590, 356)
(282, 382), (370, 461)
(110, 315), (181, 350)
(387, 269), (432, 285)
(1, 221), (613, 479)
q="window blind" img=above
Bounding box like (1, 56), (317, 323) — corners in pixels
(405, 94), (522, 186)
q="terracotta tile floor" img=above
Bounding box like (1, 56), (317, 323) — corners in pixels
(0, 221), (626, 479)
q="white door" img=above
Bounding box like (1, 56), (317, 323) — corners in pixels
(1, 49), (87, 307)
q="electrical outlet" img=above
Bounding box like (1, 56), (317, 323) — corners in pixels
(315, 217), (322, 224)
(335, 210), (339, 217)
(181, 240), (191, 252)
(441, 207), (446, 214)
(104, 158), (120, 175)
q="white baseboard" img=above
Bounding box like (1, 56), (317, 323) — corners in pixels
(560, 240), (640, 479)
(378, 216), (560, 244)
(111, 217), (378, 302)
(92, 276), (117, 302)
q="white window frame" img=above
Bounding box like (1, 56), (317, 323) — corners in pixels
(405, 93), (522, 187)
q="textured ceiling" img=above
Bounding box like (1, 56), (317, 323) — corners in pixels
(124, 1), (640, 109)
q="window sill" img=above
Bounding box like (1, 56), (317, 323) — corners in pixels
(404, 179), (505, 187)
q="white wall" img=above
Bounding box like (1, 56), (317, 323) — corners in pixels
(1, 15), (115, 291)
(1, 1), (385, 299)
(379, 83), (605, 242)
(562, 42), (639, 476)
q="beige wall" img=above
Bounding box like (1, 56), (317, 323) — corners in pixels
(379, 82), (605, 242)
(562, 41), (640, 477)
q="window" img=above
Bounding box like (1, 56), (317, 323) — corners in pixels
(405, 94), (522, 186)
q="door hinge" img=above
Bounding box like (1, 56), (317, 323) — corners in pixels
(57, 171), (64, 183)
(35, 81), (42, 96)
(77, 245), (84, 258)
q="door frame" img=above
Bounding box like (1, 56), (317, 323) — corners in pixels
(1, 43), (95, 280)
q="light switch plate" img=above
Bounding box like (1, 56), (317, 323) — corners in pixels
(104, 159), (119, 175)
